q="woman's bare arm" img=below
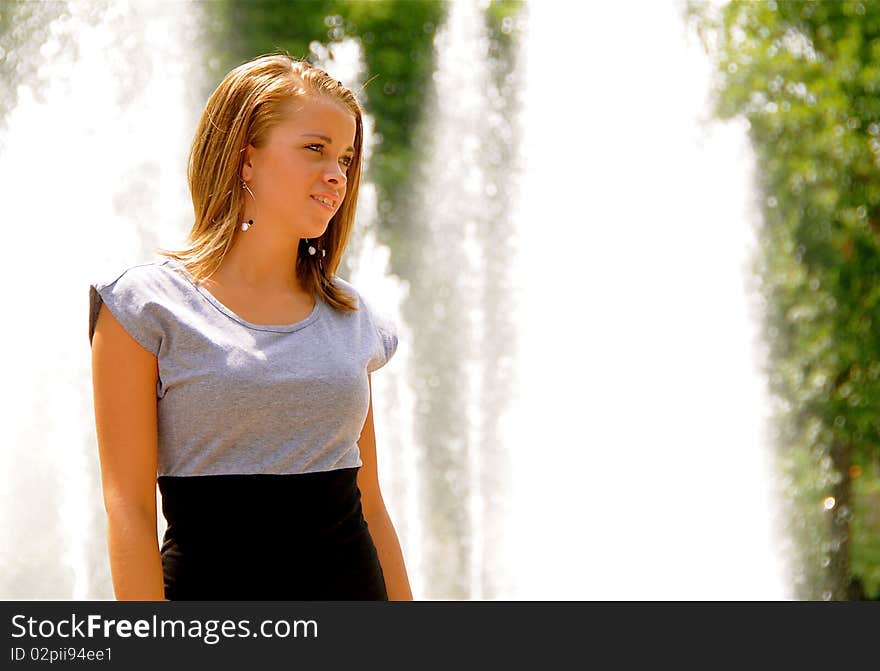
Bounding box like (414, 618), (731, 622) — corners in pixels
(357, 374), (413, 601)
(91, 302), (165, 601)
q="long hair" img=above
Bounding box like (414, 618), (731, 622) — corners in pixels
(159, 52), (364, 312)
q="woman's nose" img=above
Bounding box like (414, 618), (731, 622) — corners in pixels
(324, 162), (347, 185)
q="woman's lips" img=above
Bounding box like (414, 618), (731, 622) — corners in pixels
(310, 195), (335, 212)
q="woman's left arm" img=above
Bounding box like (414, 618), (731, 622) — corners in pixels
(357, 374), (414, 601)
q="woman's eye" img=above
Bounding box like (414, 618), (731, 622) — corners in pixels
(307, 145), (352, 169)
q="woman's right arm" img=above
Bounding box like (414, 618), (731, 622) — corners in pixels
(91, 302), (166, 601)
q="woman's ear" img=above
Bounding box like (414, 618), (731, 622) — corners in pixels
(241, 143), (256, 182)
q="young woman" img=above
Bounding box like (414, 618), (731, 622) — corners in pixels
(89, 53), (413, 601)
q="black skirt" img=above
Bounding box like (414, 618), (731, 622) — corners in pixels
(157, 466), (388, 601)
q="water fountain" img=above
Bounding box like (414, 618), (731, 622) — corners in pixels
(507, 0), (790, 599)
(0, 0), (208, 599)
(399, 0), (523, 599)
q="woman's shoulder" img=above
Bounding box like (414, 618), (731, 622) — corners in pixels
(92, 256), (186, 291)
(89, 257), (178, 354)
(328, 276), (399, 371)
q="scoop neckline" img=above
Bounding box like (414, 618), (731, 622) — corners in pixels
(163, 258), (322, 333)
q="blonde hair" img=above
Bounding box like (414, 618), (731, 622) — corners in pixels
(159, 52), (363, 312)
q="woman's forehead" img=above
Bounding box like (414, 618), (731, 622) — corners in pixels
(277, 98), (356, 144)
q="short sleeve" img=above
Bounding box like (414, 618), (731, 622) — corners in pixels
(356, 288), (400, 374)
(373, 311), (399, 372)
(89, 266), (163, 356)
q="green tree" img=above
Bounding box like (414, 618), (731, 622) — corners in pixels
(690, 0), (880, 599)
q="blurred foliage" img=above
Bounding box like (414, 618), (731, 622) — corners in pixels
(852, 473), (880, 594)
(0, 1), (69, 142)
(689, 0), (880, 599)
(205, 0), (525, 261)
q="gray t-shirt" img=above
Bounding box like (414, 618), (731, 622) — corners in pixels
(88, 257), (399, 478)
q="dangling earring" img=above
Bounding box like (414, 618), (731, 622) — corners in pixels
(305, 238), (327, 258)
(240, 179), (255, 231)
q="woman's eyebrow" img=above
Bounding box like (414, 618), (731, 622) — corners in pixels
(300, 132), (354, 152)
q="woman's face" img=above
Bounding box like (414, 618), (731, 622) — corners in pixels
(243, 96), (357, 239)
